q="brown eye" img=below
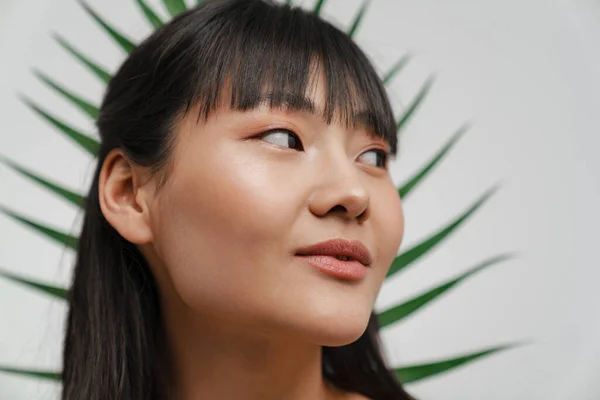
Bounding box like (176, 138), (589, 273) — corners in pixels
(358, 149), (389, 169)
(260, 129), (304, 151)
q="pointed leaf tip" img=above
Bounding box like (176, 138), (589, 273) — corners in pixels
(395, 344), (517, 384)
(0, 155), (85, 208)
(348, 0), (371, 37)
(33, 69), (100, 120)
(18, 95), (100, 156)
(78, 1), (136, 53)
(136, 0), (163, 29)
(383, 53), (412, 86)
(378, 253), (515, 327)
(53, 33), (112, 84)
(0, 366), (61, 381)
(313, 0), (326, 15)
(0, 205), (79, 250)
(387, 185), (501, 278)
(0, 267), (68, 300)
(163, 0), (188, 17)
(396, 74), (436, 136)
(398, 122), (471, 199)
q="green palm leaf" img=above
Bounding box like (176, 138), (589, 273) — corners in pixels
(136, 0), (163, 29)
(379, 254), (515, 328)
(163, 0), (188, 17)
(313, 0), (326, 15)
(0, 205), (78, 250)
(383, 53), (411, 86)
(0, 155), (85, 208)
(33, 70), (99, 120)
(79, 1), (136, 53)
(19, 96), (99, 156)
(398, 123), (470, 200)
(0, 366), (60, 381)
(397, 75), (435, 136)
(395, 344), (520, 384)
(387, 184), (500, 278)
(347, 0), (370, 37)
(53, 34), (112, 84)
(285, 0), (293, 4)
(0, 267), (67, 300)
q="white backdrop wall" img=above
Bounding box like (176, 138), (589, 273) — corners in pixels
(0, 0), (599, 399)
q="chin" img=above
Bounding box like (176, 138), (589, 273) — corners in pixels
(299, 310), (371, 347)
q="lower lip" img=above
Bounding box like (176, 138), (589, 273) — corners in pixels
(296, 255), (368, 280)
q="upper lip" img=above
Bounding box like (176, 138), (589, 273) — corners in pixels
(295, 238), (373, 267)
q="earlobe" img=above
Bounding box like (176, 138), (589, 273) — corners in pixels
(98, 149), (154, 245)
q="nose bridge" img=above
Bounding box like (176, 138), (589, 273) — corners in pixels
(308, 142), (370, 222)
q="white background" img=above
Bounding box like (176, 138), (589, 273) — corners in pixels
(0, 0), (599, 399)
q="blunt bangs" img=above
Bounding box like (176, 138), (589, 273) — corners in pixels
(154, 0), (397, 155)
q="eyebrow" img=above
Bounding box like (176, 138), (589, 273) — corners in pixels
(252, 91), (383, 142)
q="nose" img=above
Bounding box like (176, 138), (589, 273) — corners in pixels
(307, 152), (370, 224)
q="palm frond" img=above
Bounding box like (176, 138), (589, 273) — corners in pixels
(0, 267), (68, 300)
(53, 34), (112, 84)
(0, 366), (61, 381)
(379, 254), (515, 327)
(33, 70), (99, 120)
(19, 95), (99, 156)
(135, 0), (163, 29)
(0, 155), (85, 208)
(395, 343), (521, 384)
(396, 75), (435, 137)
(162, 0), (188, 17)
(0, 205), (78, 251)
(313, 0), (326, 15)
(347, 0), (371, 37)
(387, 184), (501, 278)
(383, 53), (412, 86)
(78, 0), (136, 53)
(398, 123), (470, 200)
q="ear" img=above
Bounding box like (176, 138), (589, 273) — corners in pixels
(98, 148), (154, 245)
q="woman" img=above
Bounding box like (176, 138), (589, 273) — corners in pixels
(61, 0), (414, 399)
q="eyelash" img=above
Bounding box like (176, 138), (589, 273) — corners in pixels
(257, 128), (389, 169)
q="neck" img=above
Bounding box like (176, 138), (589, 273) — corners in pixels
(162, 293), (345, 400)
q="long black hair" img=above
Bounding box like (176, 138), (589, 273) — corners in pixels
(61, 0), (415, 399)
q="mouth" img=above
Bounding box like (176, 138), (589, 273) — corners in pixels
(294, 238), (372, 281)
(294, 238), (372, 267)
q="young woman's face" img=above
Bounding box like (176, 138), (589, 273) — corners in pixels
(142, 77), (405, 346)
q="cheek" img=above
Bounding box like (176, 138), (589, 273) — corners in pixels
(371, 183), (405, 279)
(149, 142), (304, 312)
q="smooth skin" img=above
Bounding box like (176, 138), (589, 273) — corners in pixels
(98, 72), (405, 400)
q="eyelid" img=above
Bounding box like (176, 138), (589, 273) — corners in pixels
(253, 126), (391, 169)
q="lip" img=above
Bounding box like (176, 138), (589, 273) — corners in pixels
(295, 238), (373, 266)
(295, 238), (372, 281)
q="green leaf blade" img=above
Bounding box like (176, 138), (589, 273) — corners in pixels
(0, 156), (85, 208)
(387, 184), (501, 278)
(396, 74), (435, 137)
(79, 1), (136, 53)
(395, 344), (520, 384)
(33, 70), (99, 120)
(0, 267), (68, 300)
(0, 366), (61, 381)
(20, 96), (99, 156)
(53, 34), (112, 84)
(398, 123), (470, 200)
(347, 0), (371, 37)
(379, 254), (515, 328)
(0, 206), (79, 250)
(163, 0), (188, 17)
(383, 53), (411, 86)
(313, 0), (326, 15)
(136, 0), (163, 29)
